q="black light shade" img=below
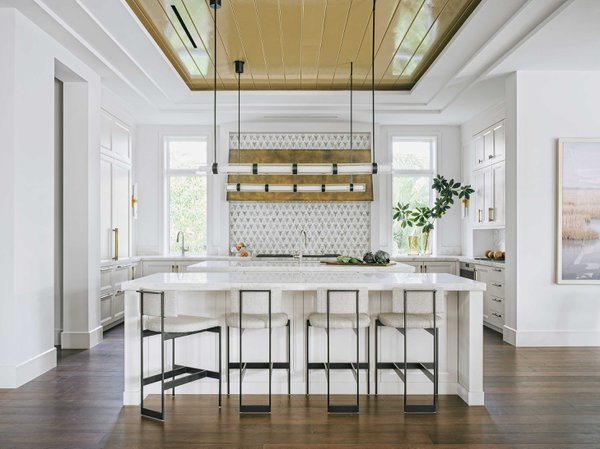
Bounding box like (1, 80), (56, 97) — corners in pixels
(210, 0), (221, 9)
(234, 60), (245, 75)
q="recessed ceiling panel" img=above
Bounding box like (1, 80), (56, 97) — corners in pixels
(126, 0), (480, 90)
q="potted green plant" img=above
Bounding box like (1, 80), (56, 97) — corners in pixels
(393, 175), (474, 255)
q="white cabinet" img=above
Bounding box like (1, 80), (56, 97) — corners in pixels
(100, 260), (139, 330)
(406, 260), (458, 275)
(141, 259), (202, 276)
(100, 110), (132, 263)
(474, 120), (505, 169)
(475, 264), (505, 333)
(473, 162), (505, 228)
(472, 119), (505, 229)
(100, 110), (131, 162)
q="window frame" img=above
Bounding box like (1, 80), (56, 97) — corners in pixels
(163, 135), (210, 256)
(390, 135), (438, 255)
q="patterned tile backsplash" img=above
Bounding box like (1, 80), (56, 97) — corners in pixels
(229, 132), (371, 150)
(229, 202), (371, 257)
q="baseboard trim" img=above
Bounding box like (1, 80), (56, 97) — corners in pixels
(503, 325), (517, 346)
(513, 329), (600, 347)
(61, 326), (103, 349)
(0, 347), (57, 388)
(457, 383), (484, 406)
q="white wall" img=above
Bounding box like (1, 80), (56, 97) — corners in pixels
(0, 8), (102, 387)
(506, 71), (600, 346)
(134, 122), (463, 256)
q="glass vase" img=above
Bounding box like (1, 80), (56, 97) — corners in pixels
(407, 235), (420, 255)
(420, 231), (432, 255)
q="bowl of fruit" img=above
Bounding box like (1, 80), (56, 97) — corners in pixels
(231, 242), (249, 257)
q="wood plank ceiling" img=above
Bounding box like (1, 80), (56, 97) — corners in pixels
(126, 0), (480, 90)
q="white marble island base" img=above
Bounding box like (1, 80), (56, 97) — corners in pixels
(122, 272), (485, 407)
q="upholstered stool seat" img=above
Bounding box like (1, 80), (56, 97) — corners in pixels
(227, 312), (289, 329)
(146, 315), (220, 334)
(377, 313), (441, 330)
(308, 312), (370, 329)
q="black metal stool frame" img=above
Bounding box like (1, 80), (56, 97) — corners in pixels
(374, 289), (438, 413)
(139, 289), (222, 421)
(226, 289), (291, 413)
(306, 289), (370, 414)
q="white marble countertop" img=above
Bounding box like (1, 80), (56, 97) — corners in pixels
(186, 259), (415, 273)
(121, 271), (486, 292)
(110, 254), (505, 270)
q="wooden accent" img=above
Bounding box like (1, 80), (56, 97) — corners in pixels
(3, 326), (600, 448)
(320, 261), (396, 266)
(226, 149), (373, 201)
(125, 0), (481, 91)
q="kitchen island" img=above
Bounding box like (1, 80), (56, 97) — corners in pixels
(122, 266), (486, 408)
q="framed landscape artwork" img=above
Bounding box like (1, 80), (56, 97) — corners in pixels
(557, 138), (600, 284)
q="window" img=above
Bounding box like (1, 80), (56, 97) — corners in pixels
(391, 137), (436, 254)
(165, 137), (208, 255)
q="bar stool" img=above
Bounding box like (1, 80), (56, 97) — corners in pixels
(139, 289), (222, 421)
(226, 289), (291, 413)
(375, 289), (441, 413)
(306, 289), (370, 413)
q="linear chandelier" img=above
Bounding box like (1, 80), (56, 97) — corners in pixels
(209, 0), (384, 193)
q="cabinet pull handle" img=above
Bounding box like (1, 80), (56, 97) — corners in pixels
(478, 209), (483, 223)
(112, 227), (119, 261)
(492, 297), (502, 303)
(492, 312), (503, 318)
(488, 207), (494, 222)
(488, 155), (494, 159)
(493, 268), (502, 272)
(492, 282), (503, 287)
(478, 159), (483, 164)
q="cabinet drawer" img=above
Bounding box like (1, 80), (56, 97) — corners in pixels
(487, 267), (504, 282)
(112, 291), (125, 320)
(487, 309), (504, 328)
(100, 293), (112, 325)
(112, 265), (130, 285)
(487, 280), (504, 297)
(488, 295), (504, 314)
(100, 267), (112, 288)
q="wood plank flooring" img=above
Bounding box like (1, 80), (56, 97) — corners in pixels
(1, 326), (600, 448)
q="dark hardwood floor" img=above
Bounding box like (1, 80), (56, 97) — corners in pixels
(1, 326), (600, 449)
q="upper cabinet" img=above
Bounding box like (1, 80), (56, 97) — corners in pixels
(100, 111), (131, 163)
(100, 110), (132, 262)
(474, 121), (505, 169)
(472, 120), (505, 229)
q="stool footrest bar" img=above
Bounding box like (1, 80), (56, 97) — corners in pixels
(328, 404), (359, 414)
(404, 404), (436, 413)
(141, 407), (164, 421)
(229, 362), (289, 370)
(240, 404), (271, 413)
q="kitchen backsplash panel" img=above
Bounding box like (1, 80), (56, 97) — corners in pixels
(229, 202), (370, 257)
(229, 132), (371, 150)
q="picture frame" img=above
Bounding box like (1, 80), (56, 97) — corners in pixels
(556, 138), (600, 284)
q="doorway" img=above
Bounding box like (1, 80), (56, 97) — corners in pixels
(54, 78), (64, 346)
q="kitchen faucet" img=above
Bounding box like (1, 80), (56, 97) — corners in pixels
(295, 229), (307, 260)
(176, 231), (189, 256)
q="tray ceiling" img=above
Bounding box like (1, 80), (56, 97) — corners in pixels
(126, 0), (480, 91)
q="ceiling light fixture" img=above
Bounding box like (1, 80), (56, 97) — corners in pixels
(210, 1), (387, 177)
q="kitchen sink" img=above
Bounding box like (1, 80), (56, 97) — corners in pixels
(256, 253), (340, 258)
